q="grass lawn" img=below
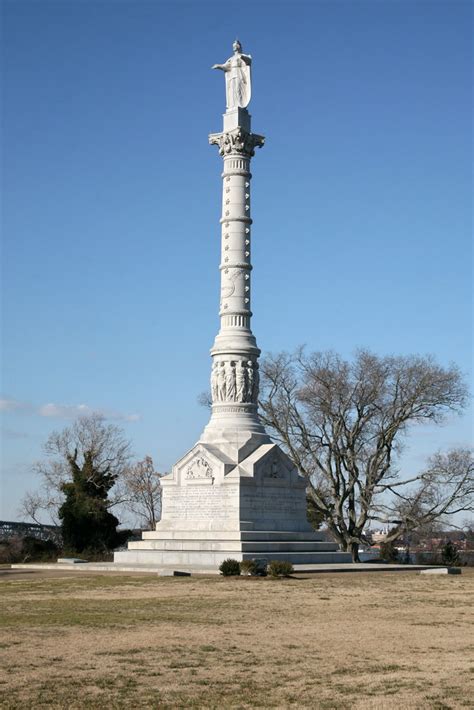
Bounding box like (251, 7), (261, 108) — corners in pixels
(0, 568), (472, 708)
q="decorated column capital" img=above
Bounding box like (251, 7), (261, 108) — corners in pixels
(209, 128), (265, 157)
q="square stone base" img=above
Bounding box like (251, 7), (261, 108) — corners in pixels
(115, 438), (351, 568)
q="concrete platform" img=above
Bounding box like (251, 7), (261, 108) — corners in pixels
(10, 562), (450, 576)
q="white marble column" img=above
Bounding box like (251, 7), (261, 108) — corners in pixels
(201, 108), (268, 443)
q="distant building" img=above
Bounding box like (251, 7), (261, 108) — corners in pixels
(371, 528), (389, 543)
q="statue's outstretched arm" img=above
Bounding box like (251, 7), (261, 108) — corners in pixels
(211, 63), (228, 71)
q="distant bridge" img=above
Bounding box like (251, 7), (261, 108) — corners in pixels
(0, 520), (62, 544)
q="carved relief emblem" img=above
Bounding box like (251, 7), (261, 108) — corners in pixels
(220, 267), (246, 300)
(185, 457), (214, 480)
(262, 457), (282, 479)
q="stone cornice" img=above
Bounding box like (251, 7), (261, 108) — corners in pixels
(209, 128), (265, 157)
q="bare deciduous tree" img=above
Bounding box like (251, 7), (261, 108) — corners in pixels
(382, 449), (474, 542)
(20, 413), (132, 525)
(119, 456), (163, 530)
(258, 349), (471, 562)
(20, 489), (63, 527)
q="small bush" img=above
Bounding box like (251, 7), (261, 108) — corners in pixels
(441, 540), (461, 567)
(267, 560), (294, 577)
(0, 537), (24, 564)
(379, 541), (399, 563)
(0, 536), (60, 564)
(219, 558), (241, 576)
(240, 559), (257, 576)
(21, 536), (59, 562)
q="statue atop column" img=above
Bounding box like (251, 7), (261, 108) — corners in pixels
(212, 40), (252, 110)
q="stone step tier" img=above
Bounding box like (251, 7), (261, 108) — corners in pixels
(114, 531), (352, 567)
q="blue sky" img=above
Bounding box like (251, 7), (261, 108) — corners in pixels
(1, 0), (472, 523)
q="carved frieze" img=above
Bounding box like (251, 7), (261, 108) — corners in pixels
(211, 359), (259, 404)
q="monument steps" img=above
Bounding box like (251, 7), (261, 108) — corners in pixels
(141, 530), (326, 542)
(127, 540), (339, 553)
(116, 527), (354, 567)
(114, 548), (352, 566)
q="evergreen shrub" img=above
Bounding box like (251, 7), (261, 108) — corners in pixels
(267, 560), (294, 577)
(219, 558), (241, 576)
(441, 540), (461, 566)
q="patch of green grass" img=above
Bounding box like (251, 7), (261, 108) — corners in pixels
(0, 595), (228, 629)
(0, 573), (195, 598)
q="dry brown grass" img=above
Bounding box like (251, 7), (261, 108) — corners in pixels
(0, 568), (472, 708)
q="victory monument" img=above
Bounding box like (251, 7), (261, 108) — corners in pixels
(115, 42), (351, 569)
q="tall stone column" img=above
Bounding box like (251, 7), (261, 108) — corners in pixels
(201, 110), (268, 444)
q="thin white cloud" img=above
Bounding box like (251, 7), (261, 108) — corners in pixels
(38, 403), (140, 422)
(123, 413), (140, 422)
(1, 396), (140, 422)
(0, 398), (30, 412)
(38, 403), (93, 418)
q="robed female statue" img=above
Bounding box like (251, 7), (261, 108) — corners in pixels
(212, 40), (252, 110)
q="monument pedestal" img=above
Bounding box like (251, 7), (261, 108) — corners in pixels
(114, 436), (351, 567)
